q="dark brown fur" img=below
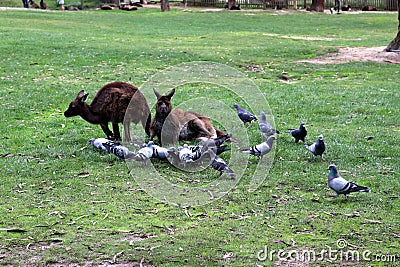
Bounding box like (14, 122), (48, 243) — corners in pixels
(29, 0), (39, 8)
(40, 0), (47, 9)
(362, 5), (377, 11)
(149, 88), (226, 145)
(64, 81), (151, 142)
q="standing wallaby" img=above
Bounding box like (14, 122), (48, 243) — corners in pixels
(64, 81), (151, 142)
(150, 88), (226, 145)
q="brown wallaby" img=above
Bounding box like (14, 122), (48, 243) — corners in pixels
(64, 81), (151, 142)
(149, 88), (226, 145)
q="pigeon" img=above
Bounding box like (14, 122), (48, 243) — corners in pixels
(200, 134), (232, 155)
(167, 147), (180, 166)
(328, 164), (370, 200)
(102, 141), (136, 160)
(151, 143), (170, 160)
(305, 135), (326, 160)
(208, 133), (232, 147)
(233, 104), (257, 127)
(89, 138), (116, 151)
(215, 145), (231, 155)
(133, 141), (154, 164)
(206, 149), (235, 179)
(258, 112), (280, 139)
(178, 144), (193, 163)
(242, 135), (276, 160)
(288, 122), (307, 143)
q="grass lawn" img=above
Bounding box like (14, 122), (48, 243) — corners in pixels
(0, 7), (399, 266)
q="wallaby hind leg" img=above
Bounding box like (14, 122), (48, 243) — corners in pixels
(123, 121), (131, 143)
(100, 123), (114, 139)
(189, 119), (213, 138)
(112, 122), (121, 141)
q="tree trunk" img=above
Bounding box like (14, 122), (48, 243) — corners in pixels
(385, 0), (400, 51)
(309, 0), (324, 12)
(161, 0), (170, 12)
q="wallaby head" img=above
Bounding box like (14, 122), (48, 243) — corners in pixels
(154, 88), (175, 116)
(64, 90), (89, 117)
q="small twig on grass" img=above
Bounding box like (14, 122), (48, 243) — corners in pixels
(184, 207), (192, 217)
(91, 201), (107, 204)
(112, 250), (124, 264)
(322, 211), (335, 217)
(365, 219), (383, 224)
(75, 215), (89, 221)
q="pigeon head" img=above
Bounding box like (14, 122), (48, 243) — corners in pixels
(328, 164), (336, 171)
(147, 141), (154, 147)
(233, 104), (240, 110)
(327, 164), (339, 180)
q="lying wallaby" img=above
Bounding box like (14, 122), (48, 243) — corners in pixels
(64, 81), (151, 142)
(149, 88), (226, 145)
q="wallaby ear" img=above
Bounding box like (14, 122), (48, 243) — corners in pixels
(166, 88), (175, 100)
(82, 93), (89, 102)
(153, 88), (162, 100)
(77, 90), (89, 102)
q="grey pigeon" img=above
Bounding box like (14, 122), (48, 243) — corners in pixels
(233, 104), (257, 127)
(205, 133), (232, 147)
(200, 134), (232, 155)
(102, 141), (136, 160)
(328, 164), (370, 200)
(258, 112), (280, 139)
(206, 149), (235, 179)
(133, 141), (154, 164)
(89, 138), (115, 151)
(167, 147), (180, 166)
(151, 143), (170, 160)
(288, 122), (307, 143)
(178, 144), (193, 163)
(305, 135), (326, 160)
(242, 135), (276, 160)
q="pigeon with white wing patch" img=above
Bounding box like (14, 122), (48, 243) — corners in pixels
(102, 141), (136, 160)
(133, 141), (154, 164)
(89, 138), (115, 151)
(242, 135), (276, 160)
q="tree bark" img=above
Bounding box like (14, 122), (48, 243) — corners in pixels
(385, 0), (400, 51)
(309, 0), (324, 12)
(161, 0), (170, 12)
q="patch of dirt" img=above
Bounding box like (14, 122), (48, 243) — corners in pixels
(298, 46), (400, 64)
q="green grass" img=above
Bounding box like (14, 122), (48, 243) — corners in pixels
(0, 7), (399, 266)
